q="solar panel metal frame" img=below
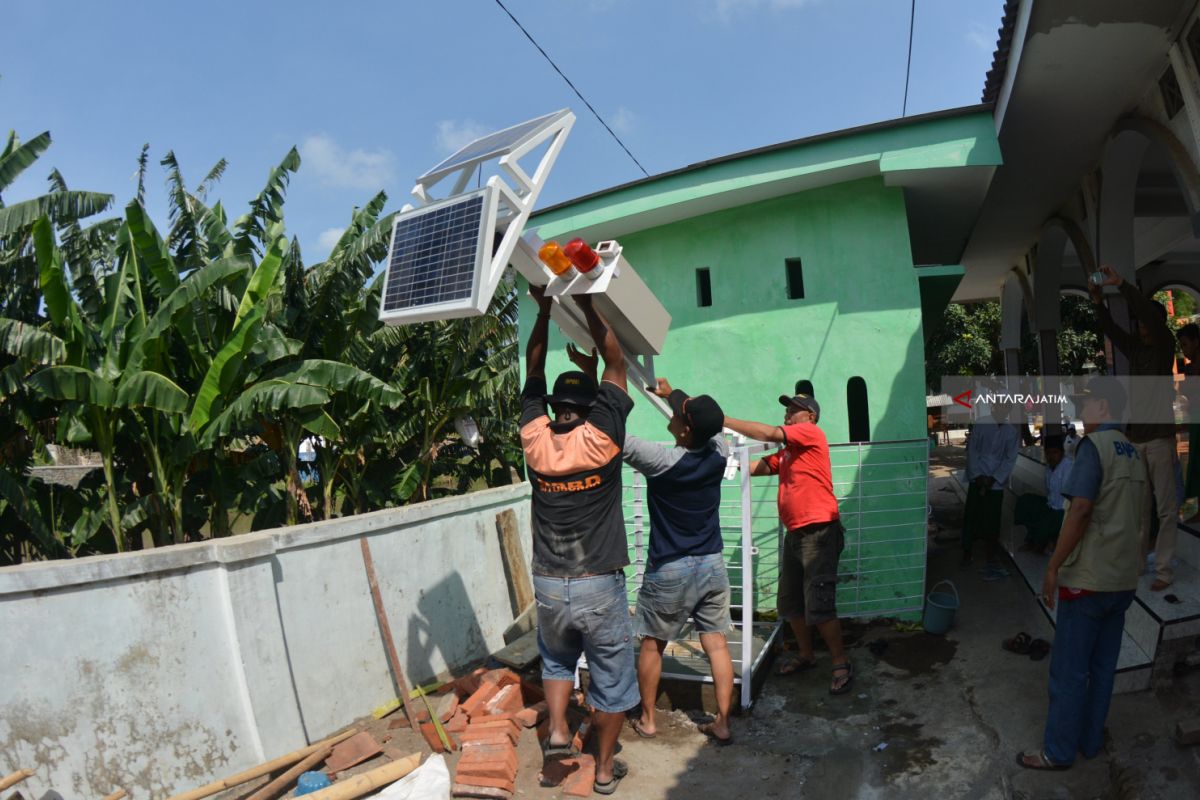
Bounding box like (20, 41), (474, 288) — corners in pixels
(380, 109), (574, 328)
(417, 109), (571, 187)
(379, 186), (498, 325)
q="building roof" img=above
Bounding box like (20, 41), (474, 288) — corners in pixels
(959, 0), (1193, 301)
(981, 0), (1020, 104)
(533, 105), (1001, 267)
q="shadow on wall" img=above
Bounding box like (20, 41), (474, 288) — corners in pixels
(405, 570), (489, 687)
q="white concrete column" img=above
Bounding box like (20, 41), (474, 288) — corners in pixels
(1000, 273), (1027, 377)
(1097, 129), (1150, 376)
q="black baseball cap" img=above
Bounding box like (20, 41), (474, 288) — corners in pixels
(667, 389), (724, 442)
(779, 393), (821, 422)
(545, 370), (598, 407)
(1070, 377), (1126, 417)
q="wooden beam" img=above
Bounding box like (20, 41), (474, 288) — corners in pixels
(495, 509), (533, 616)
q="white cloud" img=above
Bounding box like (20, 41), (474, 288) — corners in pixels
(611, 107), (636, 135)
(435, 119), (490, 154)
(300, 134), (395, 190)
(966, 22), (994, 52)
(712, 0), (817, 22)
(317, 227), (345, 254)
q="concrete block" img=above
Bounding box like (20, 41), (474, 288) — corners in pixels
(455, 667), (489, 698)
(561, 755), (595, 797)
(460, 741), (518, 773)
(451, 783), (512, 799)
(515, 701), (547, 728)
(484, 684), (524, 716)
(419, 721), (457, 753)
(437, 692), (460, 722)
(445, 709), (469, 733)
(462, 683), (500, 718)
(452, 774), (515, 795)
(481, 668), (521, 688)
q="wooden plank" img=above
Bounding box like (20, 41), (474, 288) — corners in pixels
(0, 772), (33, 793)
(243, 746), (330, 800)
(165, 729), (356, 800)
(299, 754), (421, 800)
(359, 538), (424, 745)
(495, 510), (533, 616)
(493, 627), (541, 669)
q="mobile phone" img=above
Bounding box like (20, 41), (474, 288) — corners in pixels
(1089, 270), (1104, 285)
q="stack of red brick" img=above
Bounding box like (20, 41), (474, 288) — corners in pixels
(402, 667), (548, 799)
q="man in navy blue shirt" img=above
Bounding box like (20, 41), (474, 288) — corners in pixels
(566, 349), (734, 745)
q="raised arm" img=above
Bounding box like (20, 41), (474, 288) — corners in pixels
(1089, 265), (1140, 356)
(573, 294), (626, 391)
(525, 284), (554, 380)
(565, 343), (599, 382)
(723, 416), (786, 444)
(1114, 272), (1175, 351)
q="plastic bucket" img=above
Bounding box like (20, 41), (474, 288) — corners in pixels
(923, 579), (960, 634)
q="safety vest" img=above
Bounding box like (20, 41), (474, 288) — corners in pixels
(1057, 427), (1146, 592)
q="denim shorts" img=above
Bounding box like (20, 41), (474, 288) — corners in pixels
(635, 553), (732, 642)
(533, 572), (639, 714)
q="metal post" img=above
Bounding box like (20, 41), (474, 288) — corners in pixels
(856, 442), (864, 612)
(632, 471), (645, 589)
(738, 444), (754, 710)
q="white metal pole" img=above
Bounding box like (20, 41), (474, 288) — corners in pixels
(856, 442), (864, 612)
(738, 444), (754, 710)
(633, 471), (644, 589)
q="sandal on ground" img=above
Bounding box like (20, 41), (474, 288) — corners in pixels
(1002, 632), (1032, 654)
(629, 718), (657, 739)
(1028, 638), (1051, 661)
(829, 661), (854, 695)
(542, 739), (579, 759)
(593, 759), (628, 795)
(776, 653), (817, 676)
(1016, 750), (1069, 771)
(697, 721), (734, 747)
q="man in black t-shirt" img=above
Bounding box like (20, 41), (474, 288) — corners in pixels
(522, 285), (636, 795)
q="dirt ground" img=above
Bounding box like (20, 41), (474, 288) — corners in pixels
(320, 445), (1200, 799)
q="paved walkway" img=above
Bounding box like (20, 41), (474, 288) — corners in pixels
(354, 446), (1200, 798)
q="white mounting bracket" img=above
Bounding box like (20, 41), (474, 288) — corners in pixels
(509, 235), (672, 419)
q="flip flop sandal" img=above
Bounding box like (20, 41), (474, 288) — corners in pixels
(541, 739), (579, 759)
(981, 567), (1008, 582)
(829, 661), (854, 695)
(698, 722), (734, 747)
(1002, 632), (1032, 654)
(629, 718), (657, 739)
(593, 759), (629, 795)
(777, 654), (817, 676)
(1016, 750), (1070, 771)
(1028, 639), (1051, 661)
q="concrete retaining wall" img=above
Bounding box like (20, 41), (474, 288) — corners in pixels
(0, 483), (533, 799)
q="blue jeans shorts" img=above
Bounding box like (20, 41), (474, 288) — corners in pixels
(635, 553), (732, 641)
(534, 571), (639, 714)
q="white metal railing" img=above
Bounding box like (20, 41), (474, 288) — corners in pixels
(619, 437), (928, 709)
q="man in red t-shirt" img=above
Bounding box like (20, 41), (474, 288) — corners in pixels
(724, 393), (851, 695)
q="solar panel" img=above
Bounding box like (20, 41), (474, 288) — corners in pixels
(419, 109), (569, 182)
(381, 191), (489, 315)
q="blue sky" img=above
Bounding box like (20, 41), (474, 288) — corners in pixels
(3, 0), (1004, 261)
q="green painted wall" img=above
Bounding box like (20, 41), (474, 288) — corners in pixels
(519, 176), (930, 619)
(523, 176), (927, 444)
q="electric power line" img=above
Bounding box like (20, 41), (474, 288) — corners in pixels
(492, 0), (650, 177)
(902, 0), (916, 116)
